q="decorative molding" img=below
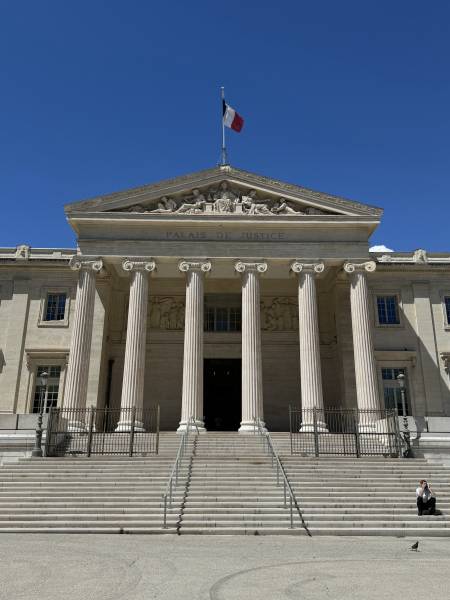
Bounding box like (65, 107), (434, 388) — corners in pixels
(25, 348), (70, 369)
(178, 260), (212, 273)
(15, 244), (30, 260)
(374, 350), (417, 368)
(290, 261), (325, 275)
(69, 256), (103, 272)
(377, 249), (450, 265)
(122, 259), (156, 273)
(343, 261), (377, 274)
(234, 261), (268, 274)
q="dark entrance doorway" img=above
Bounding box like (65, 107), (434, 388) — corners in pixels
(204, 359), (241, 431)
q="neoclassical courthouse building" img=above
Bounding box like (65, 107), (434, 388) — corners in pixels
(1, 165), (450, 433)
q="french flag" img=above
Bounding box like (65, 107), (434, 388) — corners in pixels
(222, 100), (244, 132)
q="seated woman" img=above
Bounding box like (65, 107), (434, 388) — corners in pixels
(416, 479), (436, 515)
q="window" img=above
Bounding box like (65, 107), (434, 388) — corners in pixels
(377, 295), (400, 325)
(44, 293), (66, 321)
(381, 367), (409, 415)
(444, 296), (450, 326)
(32, 365), (61, 413)
(204, 295), (241, 332)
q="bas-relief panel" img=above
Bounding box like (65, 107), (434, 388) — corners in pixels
(145, 296), (299, 331)
(113, 182), (330, 217)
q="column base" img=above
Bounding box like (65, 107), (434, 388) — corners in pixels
(115, 420), (145, 433)
(177, 420), (206, 433)
(239, 420), (266, 433)
(300, 421), (328, 433)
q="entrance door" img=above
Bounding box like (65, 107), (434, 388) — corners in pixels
(204, 359), (241, 431)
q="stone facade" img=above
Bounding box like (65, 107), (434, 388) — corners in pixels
(1, 166), (450, 432)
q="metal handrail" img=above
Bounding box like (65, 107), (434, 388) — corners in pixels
(162, 417), (199, 528)
(254, 418), (311, 536)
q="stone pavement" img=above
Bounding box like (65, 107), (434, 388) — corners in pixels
(0, 534), (449, 600)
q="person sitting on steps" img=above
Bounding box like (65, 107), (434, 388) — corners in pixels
(416, 479), (436, 516)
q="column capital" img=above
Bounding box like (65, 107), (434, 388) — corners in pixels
(234, 261), (268, 274)
(343, 260), (376, 275)
(69, 256), (103, 272)
(178, 260), (212, 274)
(122, 258), (156, 273)
(291, 261), (325, 275)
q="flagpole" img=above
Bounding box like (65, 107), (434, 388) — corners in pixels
(220, 86), (227, 165)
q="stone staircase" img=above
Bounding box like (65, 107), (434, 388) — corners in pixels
(0, 431), (450, 536)
(0, 433), (188, 533)
(281, 454), (450, 536)
(179, 432), (306, 534)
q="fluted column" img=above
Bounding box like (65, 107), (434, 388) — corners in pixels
(65, 257), (103, 431)
(235, 261), (267, 432)
(177, 260), (211, 432)
(116, 258), (155, 431)
(344, 261), (380, 429)
(291, 262), (327, 431)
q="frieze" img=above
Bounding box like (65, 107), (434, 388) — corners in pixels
(114, 181), (330, 217)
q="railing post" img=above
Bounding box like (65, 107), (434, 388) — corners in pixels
(86, 407), (95, 457)
(354, 408), (361, 458)
(128, 406), (136, 457)
(289, 406), (293, 455)
(163, 495), (168, 529)
(45, 407), (54, 457)
(313, 407), (319, 458)
(283, 479), (287, 507)
(156, 405), (160, 455)
(290, 495), (293, 529)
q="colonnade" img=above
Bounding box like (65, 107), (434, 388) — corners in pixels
(64, 256), (380, 431)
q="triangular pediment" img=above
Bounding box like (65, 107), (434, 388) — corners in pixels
(64, 165), (383, 218)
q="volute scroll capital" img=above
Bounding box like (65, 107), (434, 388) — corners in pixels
(178, 260), (212, 274)
(122, 258), (156, 273)
(343, 261), (376, 275)
(234, 261), (268, 275)
(290, 261), (325, 275)
(69, 256), (103, 273)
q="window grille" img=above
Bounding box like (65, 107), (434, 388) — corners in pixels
(444, 296), (450, 326)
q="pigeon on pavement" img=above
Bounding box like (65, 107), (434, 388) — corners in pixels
(411, 541), (419, 551)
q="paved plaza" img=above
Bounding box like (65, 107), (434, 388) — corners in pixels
(0, 534), (449, 599)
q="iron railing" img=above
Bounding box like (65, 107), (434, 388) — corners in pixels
(46, 406), (160, 457)
(253, 419), (311, 535)
(289, 407), (401, 457)
(162, 417), (199, 529)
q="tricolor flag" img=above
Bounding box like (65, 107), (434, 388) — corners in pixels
(222, 100), (244, 132)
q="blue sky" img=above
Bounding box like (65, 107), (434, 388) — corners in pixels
(1, 1), (449, 250)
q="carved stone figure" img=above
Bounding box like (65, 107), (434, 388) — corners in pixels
(176, 190), (207, 214)
(127, 204), (146, 213)
(151, 196), (177, 213)
(242, 190), (271, 215)
(212, 182), (237, 213)
(15, 244), (30, 260)
(261, 297), (298, 330)
(149, 297), (185, 330)
(414, 249), (428, 263)
(271, 198), (300, 215)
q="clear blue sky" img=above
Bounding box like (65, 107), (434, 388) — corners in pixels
(1, 1), (449, 251)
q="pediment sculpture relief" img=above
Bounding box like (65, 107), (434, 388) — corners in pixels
(119, 182), (328, 216)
